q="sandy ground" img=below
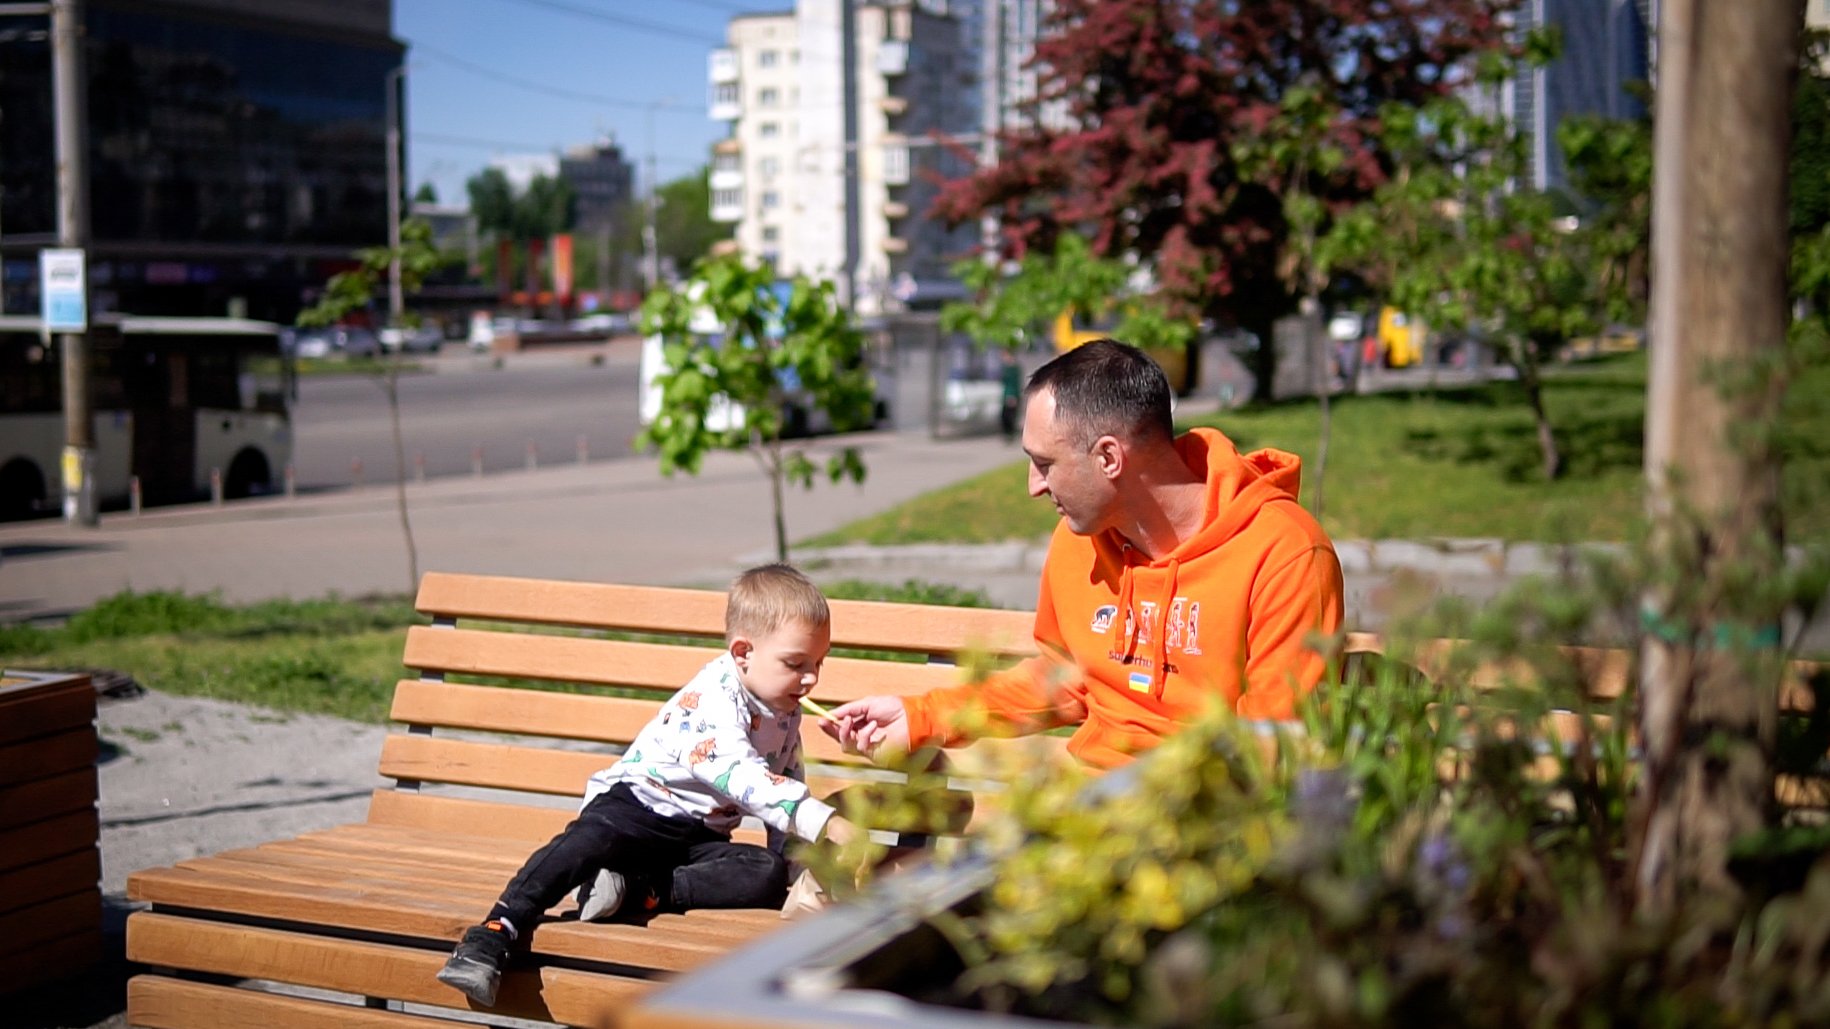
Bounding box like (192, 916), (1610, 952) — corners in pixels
(16, 688), (392, 1029)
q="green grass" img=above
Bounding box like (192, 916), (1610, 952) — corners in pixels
(809, 353), (1830, 546)
(0, 581), (1002, 723)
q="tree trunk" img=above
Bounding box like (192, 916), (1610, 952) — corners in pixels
(1513, 343), (1563, 481)
(1634, 0), (1797, 915)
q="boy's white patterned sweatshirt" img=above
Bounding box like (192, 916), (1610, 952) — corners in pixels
(584, 652), (835, 848)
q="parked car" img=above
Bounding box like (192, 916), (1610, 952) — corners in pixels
(569, 312), (630, 335)
(378, 325), (443, 353)
(292, 326), (378, 359)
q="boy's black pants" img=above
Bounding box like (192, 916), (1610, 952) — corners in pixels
(487, 782), (789, 933)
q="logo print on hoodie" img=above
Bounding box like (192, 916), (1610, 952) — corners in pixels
(1089, 605), (1118, 634)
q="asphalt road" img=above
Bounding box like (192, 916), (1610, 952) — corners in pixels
(290, 351), (645, 490)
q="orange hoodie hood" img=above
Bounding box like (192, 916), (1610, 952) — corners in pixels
(903, 426), (1343, 769)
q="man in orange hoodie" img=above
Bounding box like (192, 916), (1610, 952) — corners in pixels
(824, 339), (1344, 769)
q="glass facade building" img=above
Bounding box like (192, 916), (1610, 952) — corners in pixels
(0, 0), (402, 321)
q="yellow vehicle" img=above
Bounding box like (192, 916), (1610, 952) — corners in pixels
(1051, 307), (1190, 392)
(1378, 306), (1423, 368)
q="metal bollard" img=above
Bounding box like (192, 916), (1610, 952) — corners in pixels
(129, 475), (142, 517)
(351, 457), (364, 489)
(525, 440), (537, 471)
(576, 433), (588, 465)
(284, 463), (297, 499)
(210, 467), (224, 506)
(472, 445), (484, 478)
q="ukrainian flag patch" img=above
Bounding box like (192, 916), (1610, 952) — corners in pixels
(1128, 672), (1152, 693)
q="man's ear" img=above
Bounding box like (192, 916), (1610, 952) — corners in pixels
(1091, 435), (1125, 479)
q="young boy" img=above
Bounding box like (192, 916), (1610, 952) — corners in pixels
(436, 563), (860, 1007)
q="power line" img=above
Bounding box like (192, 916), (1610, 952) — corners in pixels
(411, 42), (708, 112)
(476, 0), (721, 45)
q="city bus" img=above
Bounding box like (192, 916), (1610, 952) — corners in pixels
(0, 314), (294, 519)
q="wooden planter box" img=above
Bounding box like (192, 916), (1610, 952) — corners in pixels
(0, 670), (101, 996)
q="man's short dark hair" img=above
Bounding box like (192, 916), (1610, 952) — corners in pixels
(1026, 339), (1175, 448)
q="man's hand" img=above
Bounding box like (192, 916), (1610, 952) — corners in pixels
(819, 696), (911, 759)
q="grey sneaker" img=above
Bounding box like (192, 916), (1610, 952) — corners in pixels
(436, 921), (512, 1006)
(577, 868), (626, 922)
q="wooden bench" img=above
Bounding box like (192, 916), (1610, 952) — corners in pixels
(123, 571), (1042, 1029)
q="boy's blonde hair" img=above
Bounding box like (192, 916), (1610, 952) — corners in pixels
(725, 563), (830, 642)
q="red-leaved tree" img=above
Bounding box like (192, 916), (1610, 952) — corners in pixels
(933, 0), (1515, 396)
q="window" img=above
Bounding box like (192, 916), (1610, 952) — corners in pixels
(758, 49), (778, 68)
(759, 156), (780, 178)
(761, 190), (780, 210)
(713, 187), (741, 209)
(759, 121), (780, 138)
(761, 226), (779, 243)
(758, 87), (779, 107)
(713, 82), (739, 106)
(714, 152), (740, 173)
(884, 144), (910, 185)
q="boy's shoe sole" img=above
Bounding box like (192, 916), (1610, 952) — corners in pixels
(578, 868), (626, 922)
(436, 953), (501, 1007)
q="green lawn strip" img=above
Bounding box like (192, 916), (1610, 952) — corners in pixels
(0, 581), (1007, 724)
(807, 353), (1830, 547)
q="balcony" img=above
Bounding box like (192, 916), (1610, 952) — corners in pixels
(876, 40), (908, 76)
(881, 236), (909, 254)
(709, 49), (739, 84)
(882, 200), (909, 219)
(710, 191), (744, 223)
(878, 95), (908, 116)
(710, 167), (744, 190)
(709, 83), (742, 122)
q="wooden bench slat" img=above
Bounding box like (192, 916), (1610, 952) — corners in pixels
(128, 915), (652, 1025)
(402, 627), (968, 698)
(129, 977), (469, 1029)
(0, 849), (100, 918)
(387, 680), (880, 766)
(128, 866), (752, 970)
(165, 854), (775, 949)
(415, 571), (1039, 657)
(377, 733), (871, 799)
(0, 808), (99, 874)
(0, 928), (101, 996)
(0, 766), (100, 833)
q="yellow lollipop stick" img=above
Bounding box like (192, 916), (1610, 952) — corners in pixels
(798, 695), (834, 721)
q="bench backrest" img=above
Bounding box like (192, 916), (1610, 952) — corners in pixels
(370, 573), (1042, 842)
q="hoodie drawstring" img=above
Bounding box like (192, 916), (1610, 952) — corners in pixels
(1152, 558), (1180, 698)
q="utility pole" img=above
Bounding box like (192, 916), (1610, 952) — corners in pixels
(839, 0), (859, 310)
(385, 65), (405, 328)
(643, 99), (672, 292)
(52, 0), (94, 526)
(1635, 0), (1798, 912)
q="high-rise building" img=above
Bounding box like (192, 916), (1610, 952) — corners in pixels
(708, 0), (980, 314)
(0, 0), (403, 321)
(1508, 0), (1652, 191)
(558, 139), (635, 235)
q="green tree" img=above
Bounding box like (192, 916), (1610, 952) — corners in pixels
(465, 167), (576, 304)
(297, 218), (450, 589)
(411, 181), (439, 205)
(942, 235), (1198, 359)
(1323, 42), (1644, 481)
(636, 257), (876, 560)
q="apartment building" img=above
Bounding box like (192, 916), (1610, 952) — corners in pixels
(708, 0), (979, 314)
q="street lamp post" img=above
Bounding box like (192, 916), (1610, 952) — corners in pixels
(385, 65), (405, 327)
(643, 97), (675, 292)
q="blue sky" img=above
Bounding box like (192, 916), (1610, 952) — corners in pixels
(395, 0), (787, 207)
